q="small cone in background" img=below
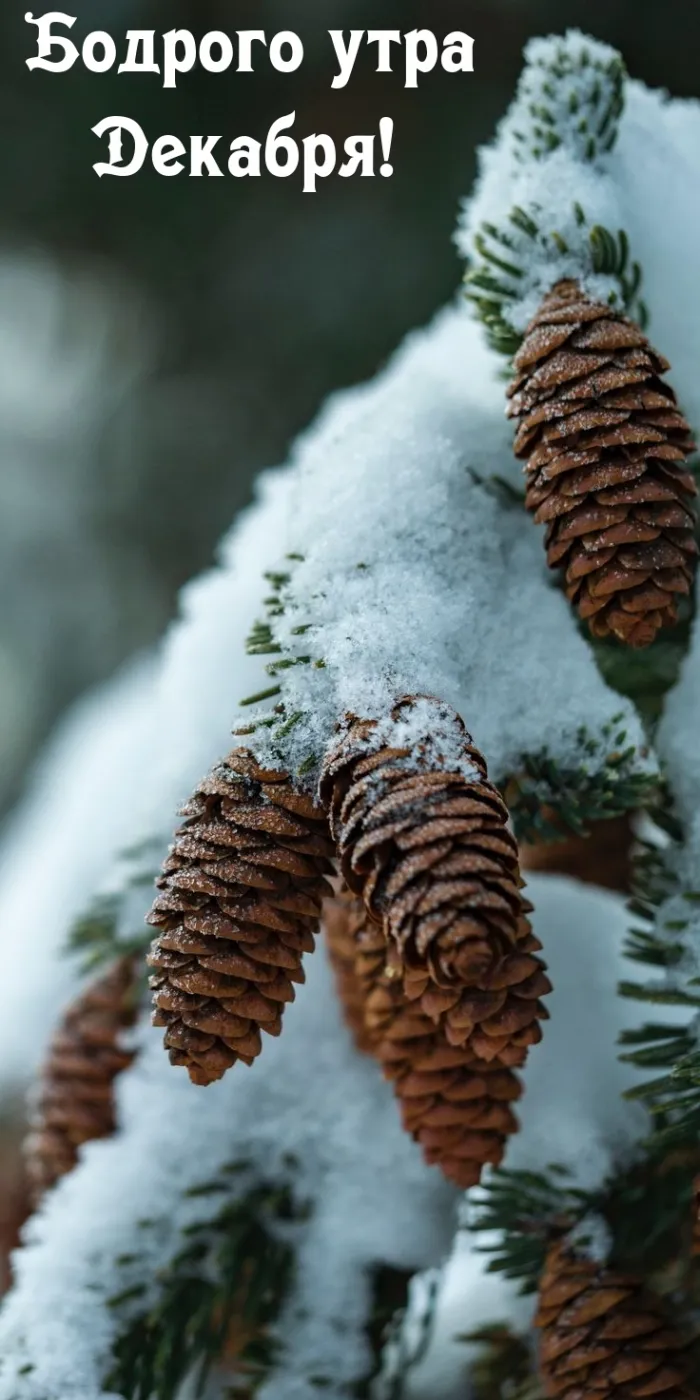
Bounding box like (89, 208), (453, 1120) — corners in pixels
(0, 1120), (31, 1293)
(520, 814), (633, 894)
(328, 892), (523, 1189)
(147, 750), (335, 1085)
(509, 279), (697, 648)
(320, 696), (550, 1067)
(535, 1242), (699, 1398)
(24, 958), (136, 1204)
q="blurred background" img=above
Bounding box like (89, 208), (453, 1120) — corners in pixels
(0, 0), (698, 822)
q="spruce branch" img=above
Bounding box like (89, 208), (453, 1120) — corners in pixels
(67, 839), (162, 974)
(465, 1150), (697, 1300)
(238, 557), (328, 770)
(461, 1325), (542, 1400)
(617, 804), (700, 1147)
(105, 1174), (302, 1400)
(504, 715), (658, 845)
(626, 1049), (700, 1149)
(508, 33), (625, 166)
(465, 206), (647, 358)
(464, 1165), (589, 1293)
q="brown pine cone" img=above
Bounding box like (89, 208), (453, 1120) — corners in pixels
(323, 891), (376, 1055)
(353, 908), (523, 1189)
(24, 958), (136, 1204)
(147, 750), (335, 1085)
(535, 1242), (698, 1398)
(0, 1121), (31, 1293)
(509, 279), (697, 649)
(320, 696), (550, 1065)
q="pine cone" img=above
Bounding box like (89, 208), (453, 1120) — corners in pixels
(535, 1242), (698, 1398)
(147, 750), (335, 1085)
(0, 1123), (31, 1294)
(320, 696), (550, 1065)
(323, 891), (377, 1054)
(354, 906), (523, 1188)
(509, 279), (697, 648)
(24, 958), (136, 1204)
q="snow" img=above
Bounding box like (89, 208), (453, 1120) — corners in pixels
(611, 81), (700, 433)
(240, 304), (651, 795)
(142, 467), (296, 816)
(0, 658), (155, 1096)
(0, 946), (455, 1400)
(401, 1237), (532, 1400)
(642, 615), (700, 992)
(566, 1212), (612, 1265)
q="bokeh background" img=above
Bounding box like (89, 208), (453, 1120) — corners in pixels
(1, 0), (698, 821)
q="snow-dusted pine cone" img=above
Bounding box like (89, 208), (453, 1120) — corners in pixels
(147, 750), (335, 1085)
(24, 958), (136, 1203)
(536, 1242), (698, 1398)
(509, 279), (697, 648)
(320, 696), (550, 1065)
(353, 906), (523, 1189)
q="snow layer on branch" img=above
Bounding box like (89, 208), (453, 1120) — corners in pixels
(0, 947), (454, 1400)
(455, 31), (627, 332)
(610, 79), (700, 433)
(502, 31), (623, 167)
(397, 874), (695, 1399)
(138, 466), (295, 819)
(241, 303), (651, 791)
(0, 659), (155, 1096)
(457, 31), (700, 372)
